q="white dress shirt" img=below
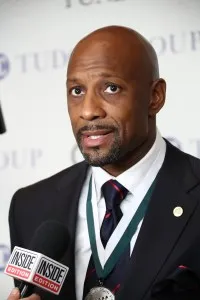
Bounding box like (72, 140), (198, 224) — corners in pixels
(75, 131), (166, 300)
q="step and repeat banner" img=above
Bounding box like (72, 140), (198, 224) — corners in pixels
(0, 0), (200, 297)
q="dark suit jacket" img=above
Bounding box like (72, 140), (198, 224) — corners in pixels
(9, 142), (200, 300)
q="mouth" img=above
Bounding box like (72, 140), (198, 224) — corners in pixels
(81, 130), (113, 148)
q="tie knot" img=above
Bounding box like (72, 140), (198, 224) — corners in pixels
(102, 180), (128, 210)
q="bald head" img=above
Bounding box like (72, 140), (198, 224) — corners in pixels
(68, 25), (159, 81)
(66, 25), (166, 174)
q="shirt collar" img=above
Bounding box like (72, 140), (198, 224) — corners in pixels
(92, 130), (166, 201)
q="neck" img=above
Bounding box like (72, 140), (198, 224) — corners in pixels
(102, 132), (156, 177)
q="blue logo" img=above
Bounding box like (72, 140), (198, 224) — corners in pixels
(0, 244), (10, 271)
(0, 53), (10, 80)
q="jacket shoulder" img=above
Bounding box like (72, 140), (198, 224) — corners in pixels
(12, 160), (88, 199)
(185, 151), (200, 179)
(167, 140), (200, 181)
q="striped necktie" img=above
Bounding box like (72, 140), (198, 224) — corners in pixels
(100, 180), (128, 247)
(83, 180), (130, 299)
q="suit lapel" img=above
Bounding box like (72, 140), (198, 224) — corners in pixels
(56, 161), (89, 240)
(120, 143), (200, 300)
(55, 161), (89, 300)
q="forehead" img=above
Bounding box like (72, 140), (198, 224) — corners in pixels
(67, 38), (143, 81)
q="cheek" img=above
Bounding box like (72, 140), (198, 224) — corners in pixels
(67, 107), (78, 134)
(68, 102), (79, 120)
(115, 105), (148, 140)
(110, 110), (135, 140)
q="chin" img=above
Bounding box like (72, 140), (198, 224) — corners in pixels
(82, 148), (121, 167)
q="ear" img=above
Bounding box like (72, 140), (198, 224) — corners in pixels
(149, 79), (166, 117)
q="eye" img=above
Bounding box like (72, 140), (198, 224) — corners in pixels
(104, 83), (120, 94)
(70, 87), (84, 96)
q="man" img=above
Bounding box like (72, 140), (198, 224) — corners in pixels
(7, 26), (200, 300)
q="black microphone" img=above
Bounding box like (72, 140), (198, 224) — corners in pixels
(5, 220), (70, 298)
(0, 102), (6, 134)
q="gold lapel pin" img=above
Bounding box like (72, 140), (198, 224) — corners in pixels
(173, 206), (183, 217)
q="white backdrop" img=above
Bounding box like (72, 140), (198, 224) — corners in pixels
(0, 0), (200, 297)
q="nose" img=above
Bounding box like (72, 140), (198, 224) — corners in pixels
(80, 91), (106, 121)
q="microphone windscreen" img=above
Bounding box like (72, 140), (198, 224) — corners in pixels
(0, 103), (6, 134)
(28, 220), (70, 260)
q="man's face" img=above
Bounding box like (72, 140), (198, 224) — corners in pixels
(67, 39), (151, 166)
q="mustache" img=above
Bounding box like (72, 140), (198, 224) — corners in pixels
(76, 124), (117, 137)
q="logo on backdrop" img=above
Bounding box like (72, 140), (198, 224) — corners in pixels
(0, 31), (199, 81)
(0, 148), (43, 170)
(0, 53), (10, 80)
(150, 31), (200, 56)
(65, 0), (126, 8)
(0, 49), (70, 81)
(0, 244), (10, 272)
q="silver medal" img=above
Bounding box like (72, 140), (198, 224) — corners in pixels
(85, 286), (115, 300)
